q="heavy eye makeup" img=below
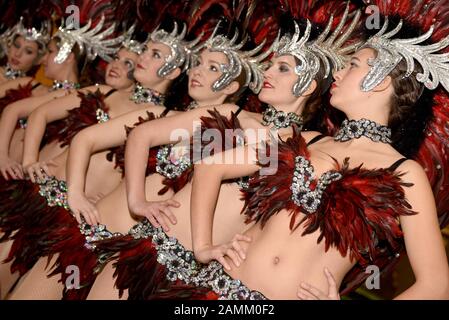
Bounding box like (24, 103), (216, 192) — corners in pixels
(208, 62), (220, 72)
(152, 49), (161, 59)
(278, 62), (291, 72)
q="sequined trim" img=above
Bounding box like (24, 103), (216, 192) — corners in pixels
(236, 176), (251, 191)
(80, 223), (122, 251)
(334, 118), (392, 144)
(128, 219), (266, 300)
(261, 105), (303, 130)
(37, 175), (69, 210)
(4, 64), (25, 80)
(156, 144), (192, 179)
(291, 156), (342, 213)
(191, 261), (267, 300)
(50, 80), (81, 91)
(128, 220), (199, 283)
(95, 108), (110, 123)
(18, 118), (27, 129)
(130, 84), (166, 105)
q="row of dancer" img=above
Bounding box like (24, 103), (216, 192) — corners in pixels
(0, 0), (448, 300)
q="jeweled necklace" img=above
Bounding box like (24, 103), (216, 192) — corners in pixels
(50, 80), (81, 91)
(261, 105), (303, 130)
(334, 118), (392, 144)
(130, 83), (166, 105)
(4, 63), (25, 80)
(186, 101), (198, 110)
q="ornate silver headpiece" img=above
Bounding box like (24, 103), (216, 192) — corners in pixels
(361, 18), (449, 92)
(272, 4), (361, 96)
(54, 15), (125, 64)
(121, 24), (146, 55)
(0, 26), (12, 58)
(150, 22), (203, 78)
(1, 17), (50, 57)
(199, 23), (272, 93)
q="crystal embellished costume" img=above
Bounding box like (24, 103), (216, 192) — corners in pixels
(143, 127), (415, 300)
(0, 80), (39, 115)
(80, 0), (363, 300)
(44, 109), (165, 300)
(14, 14), (207, 299)
(91, 109), (251, 300)
(35, 107), (246, 300)
(0, 89), (116, 279)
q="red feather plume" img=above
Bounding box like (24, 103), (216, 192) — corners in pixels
(158, 108), (244, 195)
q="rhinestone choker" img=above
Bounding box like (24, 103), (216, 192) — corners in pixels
(50, 80), (81, 91)
(186, 101), (198, 110)
(334, 118), (392, 144)
(4, 64), (25, 80)
(130, 84), (166, 105)
(261, 105), (303, 130)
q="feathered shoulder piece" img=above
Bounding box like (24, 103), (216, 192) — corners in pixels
(107, 110), (160, 177)
(243, 127), (416, 267)
(242, 124), (308, 227)
(158, 108), (243, 195)
(55, 89), (110, 147)
(359, 0), (449, 230)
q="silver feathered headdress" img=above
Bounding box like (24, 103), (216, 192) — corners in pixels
(361, 18), (449, 92)
(121, 24), (147, 55)
(149, 22), (203, 78)
(272, 4), (361, 96)
(199, 23), (272, 94)
(0, 17), (51, 57)
(53, 15), (125, 64)
(0, 25), (12, 58)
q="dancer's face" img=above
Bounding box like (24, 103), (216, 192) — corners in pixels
(330, 48), (378, 111)
(42, 39), (72, 79)
(105, 48), (138, 90)
(258, 55), (302, 106)
(188, 49), (239, 104)
(133, 41), (174, 87)
(7, 35), (40, 72)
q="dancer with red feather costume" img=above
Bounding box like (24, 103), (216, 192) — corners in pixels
(3, 3), (206, 297)
(79, 0), (363, 300)
(0, 1), (147, 299)
(336, 0), (449, 298)
(0, 0), (52, 88)
(0, 2), (56, 171)
(26, 0), (282, 300)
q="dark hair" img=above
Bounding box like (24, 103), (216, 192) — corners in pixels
(224, 66), (249, 103)
(164, 72), (191, 111)
(288, 19), (332, 133)
(358, 15), (435, 158)
(212, 21), (250, 104)
(387, 59), (433, 158)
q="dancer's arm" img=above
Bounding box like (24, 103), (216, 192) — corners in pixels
(298, 160), (449, 300)
(125, 104), (239, 217)
(393, 160), (449, 299)
(22, 85), (113, 176)
(0, 90), (69, 179)
(190, 144), (259, 270)
(66, 105), (168, 225)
